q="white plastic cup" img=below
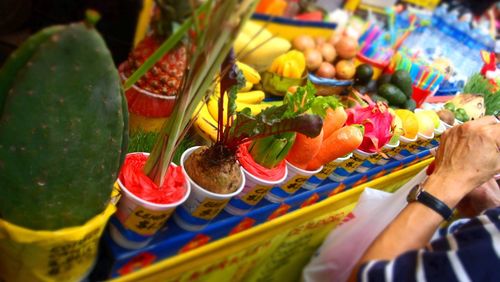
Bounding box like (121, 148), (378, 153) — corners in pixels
(265, 161), (323, 203)
(225, 165), (288, 215)
(173, 146), (245, 231)
(303, 154), (352, 190)
(110, 153), (191, 249)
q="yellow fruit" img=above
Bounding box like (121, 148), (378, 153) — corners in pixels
(286, 50), (306, 75)
(395, 109), (419, 139)
(208, 95), (272, 125)
(236, 61), (261, 84)
(415, 112), (435, 137)
(236, 90), (265, 104)
(240, 81), (253, 92)
(193, 102), (218, 142)
(418, 110), (440, 129)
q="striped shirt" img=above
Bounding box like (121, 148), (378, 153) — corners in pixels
(358, 207), (500, 282)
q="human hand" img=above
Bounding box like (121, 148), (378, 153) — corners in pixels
(432, 116), (500, 197)
(457, 178), (500, 217)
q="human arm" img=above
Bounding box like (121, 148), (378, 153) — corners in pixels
(349, 116), (500, 282)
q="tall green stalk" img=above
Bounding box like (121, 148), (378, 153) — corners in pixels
(127, 0), (258, 186)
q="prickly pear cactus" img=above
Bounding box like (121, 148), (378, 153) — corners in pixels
(0, 22), (128, 230)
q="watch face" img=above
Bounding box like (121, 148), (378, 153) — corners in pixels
(407, 185), (422, 202)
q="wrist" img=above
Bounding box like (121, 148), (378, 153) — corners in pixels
(423, 174), (470, 209)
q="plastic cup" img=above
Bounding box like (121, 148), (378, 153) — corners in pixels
(110, 153), (191, 249)
(412, 85), (433, 108)
(119, 65), (176, 133)
(173, 146), (245, 231)
(265, 162), (323, 203)
(329, 150), (376, 182)
(376, 140), (400, 165)
(225, 165), (287, 216)
(393, 135), (418, 160)
(415, 131), (435, 150)
(302, 154), (352, 190)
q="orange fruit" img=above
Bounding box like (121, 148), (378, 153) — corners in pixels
(395, 109), (419, 139)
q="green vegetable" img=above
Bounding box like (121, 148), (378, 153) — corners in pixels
(390, 70), (413, 98)
(377, 73), (392, 88)
(444, 102), (456, 111)
(404, 98), (417, 111)
(354, 64), (374, 85)
(378, 83), (408, 107)
(370, 94), (388, 104)
(455, 108), (469, 122)
(248, 132), (296, 169)
(0, 22), (128, 230)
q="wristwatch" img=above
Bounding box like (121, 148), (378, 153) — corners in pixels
(407, 184), (453, 220)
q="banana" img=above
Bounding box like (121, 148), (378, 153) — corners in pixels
(236, 61), (261, 84)
(234, 21), (291, 72)
(236, 90), (265, 104)
(240, 81), (253, 92)
(208, 95), (272, 126)
(193, 102), (218, 142)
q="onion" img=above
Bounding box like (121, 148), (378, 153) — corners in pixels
(335, 60), (356, 80)
(320, 43), (337, 63)
(292, 35), (315, 52)
(315, 62), (336, 79)
(305, 49), (323, 71)
(335, 36), (359, 59)
(315, 37), (326, 48)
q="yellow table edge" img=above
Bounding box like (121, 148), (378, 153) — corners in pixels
(111, 158), (433, 281)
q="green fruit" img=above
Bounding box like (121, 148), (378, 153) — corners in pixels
(404, 99), (417, 111)
(444, 102), (455, 111)
(354, 64), (374, 85)
(390, 70), (413, 98)
(0, 23), (128, 230)
(455, 108), (469, 122)
(378, 83), (408, 107)
(377, 73), (392, 88)
(366, 80), (377, 93)
(370, 94), (388, 104)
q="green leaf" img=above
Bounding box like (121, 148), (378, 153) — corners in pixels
(229, 104), (323, 145)
(248, 133), (296, 169)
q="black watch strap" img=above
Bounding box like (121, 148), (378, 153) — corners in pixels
(418, 190), (453, 220)
(407, 185), (453, 220)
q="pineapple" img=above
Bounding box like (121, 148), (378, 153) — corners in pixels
(121, 0), (191, 96)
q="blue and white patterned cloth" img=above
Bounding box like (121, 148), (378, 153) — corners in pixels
(358, 207), (500, 282)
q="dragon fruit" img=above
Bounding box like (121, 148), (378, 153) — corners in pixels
(345, 102), (393, 153)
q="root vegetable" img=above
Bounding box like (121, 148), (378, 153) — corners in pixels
(335, 36), (359, 59)
(305, 49), (323, 71)
(316, 62), (336, 79)
(320, 43), (337, 63)
(335, 60), (356, 80)
(293, 35), (315, 52)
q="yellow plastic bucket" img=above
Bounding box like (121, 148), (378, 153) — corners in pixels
(0, 203), (116, 282)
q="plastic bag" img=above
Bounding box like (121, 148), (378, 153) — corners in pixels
(302, 169), (428, 282)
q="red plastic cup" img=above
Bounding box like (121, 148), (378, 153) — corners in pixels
(412, 85), (433, 108)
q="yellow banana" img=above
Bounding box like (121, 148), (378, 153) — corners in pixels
(240, 81), (253, 92)
(193, 102), (218, 142)
(238, 101), (273, 115)
(236, 61), (261, 84)
(236, 90), (265, 104)
(208, 94), (272, 126)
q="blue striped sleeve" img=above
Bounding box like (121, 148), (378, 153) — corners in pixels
(358, 207), (500, 282)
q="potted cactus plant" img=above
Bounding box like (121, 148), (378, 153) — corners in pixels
(0, 11), (128, 281)
(110, 0), (260, 248)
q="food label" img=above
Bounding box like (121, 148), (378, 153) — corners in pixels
(124, 206), (173, 236)
(241, 185), (272, 206)
(191, 198), (230, 220)
(315, 163), (337, 180)
(338, 154), (364, 173)
(281, 175), (308, 194)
